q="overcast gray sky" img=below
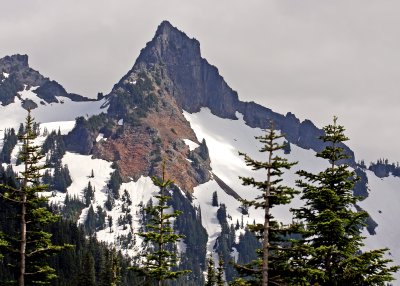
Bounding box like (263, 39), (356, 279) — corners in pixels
(1, 0), (399, 163)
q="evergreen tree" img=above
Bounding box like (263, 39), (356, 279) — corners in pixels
(291, 116), (399, 285)
(84, 181), (95, 207)
(235, 123), (297, 286)
(216, 258), (225, 286)
(0, 111), (70, 285)
(0, 128), (18, 164)
(212, 191), (219, 207)
(0, 232), (7, 259)
(205, 254), (217, 286)
(133, 162), (190, 285)
(78, 252), (96, 286)
(108, 169), (122, 199)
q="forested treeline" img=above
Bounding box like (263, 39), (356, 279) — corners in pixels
(0, 113), (398, 286)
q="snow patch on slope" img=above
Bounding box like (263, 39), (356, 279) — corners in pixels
(64, 152), (113, 205)
(183, 139), (199, 151)
(184, 107), (328, 225)
(359, 171), (400, 282)
(18, 85), (40, 104)
(0, 96), (106, 132)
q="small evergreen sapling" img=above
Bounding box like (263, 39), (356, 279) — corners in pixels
(133, 162), (190, 285)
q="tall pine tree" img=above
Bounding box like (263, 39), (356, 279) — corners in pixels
(291, 116), (399, 285)
(0, 110), (70, 285)
(133, 162), (190, 285)
(235, 124), (297, 286)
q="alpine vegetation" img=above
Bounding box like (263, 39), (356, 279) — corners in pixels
(291, 117), (399, 285)
(0, 111), (70, 285)
(233, 123), (298, 285)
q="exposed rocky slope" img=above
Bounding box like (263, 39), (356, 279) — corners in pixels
(131, 21), (354, 163)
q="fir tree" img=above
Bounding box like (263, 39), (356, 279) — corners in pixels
(235, 123), (297, 286)
(212, 191), (219, 207)
(216, 258), (225, 286)
(205, 254), (217, 286)
(0, 232), (7, 259)
(291, 116), (399, 285)
(133, 162), (190, 285)
(108, 169), (122, 199)
(78, 252), (96, 286)
(0, 111), (70, 285)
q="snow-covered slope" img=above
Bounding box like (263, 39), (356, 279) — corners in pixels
(359, 171), (400, 281)
(184, 107), (400, 282)
(0, 85), (106, 132)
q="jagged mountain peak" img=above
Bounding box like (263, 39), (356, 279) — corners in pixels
(135, 20), (201, 69)
(0, 54), (30, 72)
(113, 21), (343, 161)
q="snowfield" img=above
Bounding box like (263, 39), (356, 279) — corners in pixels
(185, 107), (400, 283)
(359, 171), (400, 281)
(0, 86), (106, 132)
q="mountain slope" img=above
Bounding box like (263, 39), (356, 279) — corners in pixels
(0, 21), (399, 284)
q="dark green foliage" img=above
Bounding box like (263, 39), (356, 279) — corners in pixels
(108, 169), (122, 199)
(236, 228), (261, 267)
(42, 130), (66, 167)
(198, 139), (209, 160)
(41, 130), (71, 192)
(78, 252), (96, 286)
(0, 147), (140, 286)
(83, 182), (95, 207)
(216, 258), (225, 286)
(214, 204), (237, 281)
(43, 220), (142, 286)
(368, 158), (400, 178)
(169, 186), (208, 285)
(291, 116), (399, 285)
(133, 164), (190, 284)
(52, 163), (72, 192)
(107, 71), (157, 125)
(0, 128), (18, 163)
(205, 255), (217, 286)
(84, 205), (106, 234)
(105, 194), (114, 211)
(62, 194), (85, 222)
(235, 124), (298, 286)
(282, 140), (291, 154)
(0, 111), (70, 285)
(212, 191), (218, 207)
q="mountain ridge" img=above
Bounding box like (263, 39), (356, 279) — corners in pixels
(1, 20), (396, 284)
(0, 54), (94, 107)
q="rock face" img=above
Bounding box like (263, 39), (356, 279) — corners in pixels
(133, 21), (240, 119)
(64, 20), (357, 193)
(132, 21), (355, 164)
(0, 54), (92, 107)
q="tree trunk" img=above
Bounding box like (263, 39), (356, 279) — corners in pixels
(18, 191), (27, 285)
(262, 140), (273, 286)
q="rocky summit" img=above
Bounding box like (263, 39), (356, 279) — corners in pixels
(1, 21), (398, 285)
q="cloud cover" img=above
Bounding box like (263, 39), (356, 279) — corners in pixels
(1, 0), (399, 163)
